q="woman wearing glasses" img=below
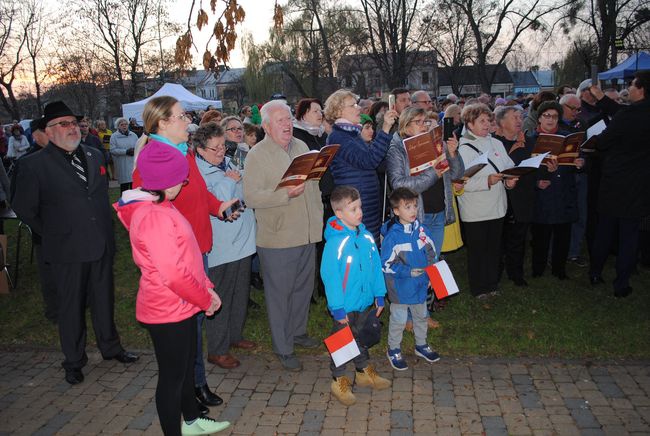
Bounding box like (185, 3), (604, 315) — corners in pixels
(132, 96), (241, 421)
(386, 107), (463, 256)
(527, 101), (584, 280)
(220, 116), (248, 169)
(324, 89), (398, 239)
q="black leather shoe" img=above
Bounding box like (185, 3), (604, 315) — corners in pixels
(106, 350), (139, 364)
(614, 286), (632, 298)
(197, 398), (210, 416)
(196, 384), (223, 407)
(65, 368), (84, 385)
(589, 275), (605, 286)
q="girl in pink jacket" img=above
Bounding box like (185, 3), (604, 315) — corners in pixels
(115, 142), (229, 436)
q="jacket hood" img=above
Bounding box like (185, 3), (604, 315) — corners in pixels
(113, 189), (159, 230)
(380, 217), (422, 237)
(324, 216), (368, 241)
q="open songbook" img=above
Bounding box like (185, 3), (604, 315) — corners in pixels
(532, 132), (585, 165)
(501, 152), (549, 178)
(452, 152), (488, 183)
(275, 144), (340, 189)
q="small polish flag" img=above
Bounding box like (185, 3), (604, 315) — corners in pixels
(324, 325), (361, 367)
(425, 260), (460, 300)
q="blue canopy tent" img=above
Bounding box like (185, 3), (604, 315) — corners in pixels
(598, 51), (650, 80)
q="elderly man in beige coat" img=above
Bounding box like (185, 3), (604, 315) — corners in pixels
(243, 100), (324, 371)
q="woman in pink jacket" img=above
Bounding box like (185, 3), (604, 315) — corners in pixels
(115, 143), (229, 436)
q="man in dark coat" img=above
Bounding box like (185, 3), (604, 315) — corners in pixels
(589, 70), (650, 297)
(12, 101), (138, 384)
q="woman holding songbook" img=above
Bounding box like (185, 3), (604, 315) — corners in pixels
(324, 89), (398, 239)
(386, 106), (463, 255)
(493, 105), (557, 287)
(457, 104), (518, 299)
(527, 101), (584, 280)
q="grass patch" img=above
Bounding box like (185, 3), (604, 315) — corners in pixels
(1, 188), (649, 359)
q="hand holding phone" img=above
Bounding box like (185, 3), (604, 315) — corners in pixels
(443, 117), (454, 141)
(388, 94), (395, 112)
(221, 199), (245, 220)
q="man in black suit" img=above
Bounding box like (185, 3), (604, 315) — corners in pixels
(589, 70), (650, 298)
(12, 101), (138, 384)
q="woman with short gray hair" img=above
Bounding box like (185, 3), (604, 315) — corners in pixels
(110, 117), (138, 192)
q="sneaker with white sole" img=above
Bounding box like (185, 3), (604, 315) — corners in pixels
(415, 344), (441, 363)
(181, 417), (230, 435)
(387, 348), (409, 371)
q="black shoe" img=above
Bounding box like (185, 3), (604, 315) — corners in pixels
(65, 368), (84, 385)
(195, 384), (223, 407)
(196, 399), (210, 416)
(105, 350), (139, 364)
(614, 287), (633, 298)
(247, 298), (260, 310)
(512, 278), (528, 287)
(250, 273), (263, 290)
(589, 275), (605, 286)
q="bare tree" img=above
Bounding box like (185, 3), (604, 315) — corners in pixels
(22, 0), (46, 116)
(0, 0), (28, 119)
(443, 0), (577, 93)
(359, 0), (435, 89)
(567, 0), (650, 70)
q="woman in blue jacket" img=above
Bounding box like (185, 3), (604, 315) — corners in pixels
(324, 90), (398, 239)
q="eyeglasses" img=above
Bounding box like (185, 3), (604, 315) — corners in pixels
(204, 145), (225, 152)
(541, 113), (559, 120)
(226, 127), (244, 132)
(343, 102), (360, 109)
(47, 120), (79, 129)
(410, 119), (433, 126)
(564, 104), (581, 112)
(169, 113), (191, 122)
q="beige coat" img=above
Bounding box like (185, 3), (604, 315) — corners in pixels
(243, 135), (323, 249)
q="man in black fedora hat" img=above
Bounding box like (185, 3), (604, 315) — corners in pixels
(12, 101), (138, 385)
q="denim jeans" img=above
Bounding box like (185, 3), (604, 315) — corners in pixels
(423, 211), (445, 258)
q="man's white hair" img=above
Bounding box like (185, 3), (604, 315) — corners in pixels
(559, 94), (580, 106)
(447, 93), (458, 102)
(260, 100), (291, 125)
(411, 90), (429, 102)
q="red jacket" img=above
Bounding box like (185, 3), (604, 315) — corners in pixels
(114, 191), (213, 324)
(133, 141), (223, 254)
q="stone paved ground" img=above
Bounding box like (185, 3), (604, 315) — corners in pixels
(0, 349), (649, 435)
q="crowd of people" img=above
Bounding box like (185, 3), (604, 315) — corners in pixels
(4, 69), (649, 435)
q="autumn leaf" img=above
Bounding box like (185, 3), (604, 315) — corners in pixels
(197, 9), (209, 31)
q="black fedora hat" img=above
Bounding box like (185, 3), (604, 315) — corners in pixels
(42, 101), (83, 126)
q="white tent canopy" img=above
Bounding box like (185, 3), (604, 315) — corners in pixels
(122, 83), (222, 124)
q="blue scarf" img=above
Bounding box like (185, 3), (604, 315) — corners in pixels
(333, 122), (362, 135)
(149, 133), (189, 156)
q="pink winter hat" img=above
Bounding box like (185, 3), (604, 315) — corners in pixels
(137, 142), (189, 190)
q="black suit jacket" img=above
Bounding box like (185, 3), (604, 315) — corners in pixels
(12, 143), (115, 263)
(595, 98), (650, 218)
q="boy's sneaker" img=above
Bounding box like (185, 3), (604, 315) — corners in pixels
(181, 417), (230, 435)
(355, 365), (391, 389)
(331, 376), (356, 405)
(415, 344), (441, 363)
(387, 348), (409, 371)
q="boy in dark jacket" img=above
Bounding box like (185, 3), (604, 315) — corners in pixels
(321, 186), (391, 406)
(381, 188), (441, 371)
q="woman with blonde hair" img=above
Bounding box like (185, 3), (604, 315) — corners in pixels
(133, 96), (240, 416)
(324, 89), (398, 239)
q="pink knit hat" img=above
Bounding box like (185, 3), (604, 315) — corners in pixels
(137, 142), (189, 190)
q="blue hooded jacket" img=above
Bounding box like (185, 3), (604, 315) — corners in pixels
(380, 218), (437, 304)
(320, 216), (386, 320)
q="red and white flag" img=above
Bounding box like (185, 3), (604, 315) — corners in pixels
(425, 260), (459, 299)
(324, 325), (360, 367)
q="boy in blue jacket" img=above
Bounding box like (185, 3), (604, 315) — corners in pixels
(381, 187), (441, 371)
(321, 186), (391, 406)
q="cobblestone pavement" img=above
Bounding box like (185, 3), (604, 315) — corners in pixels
(0, 349), (649, 435)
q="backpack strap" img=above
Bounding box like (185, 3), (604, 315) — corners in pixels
(461, 142), (501, 173)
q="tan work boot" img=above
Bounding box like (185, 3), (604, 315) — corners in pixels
(331, 376), (356, 405)
(355, 365), (391, 390)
